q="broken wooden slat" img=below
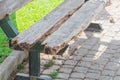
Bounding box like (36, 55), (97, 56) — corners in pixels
(11, 0), (85, 50)
(42, 0), (108, 54)
(0, 0), (31, 20)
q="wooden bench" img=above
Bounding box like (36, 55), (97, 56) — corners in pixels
(0, 0), (109, 80)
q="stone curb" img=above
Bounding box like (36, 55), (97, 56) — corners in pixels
(0, 50), (28, 80)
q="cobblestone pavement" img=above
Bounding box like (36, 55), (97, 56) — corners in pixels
(21, 0), (120, 80)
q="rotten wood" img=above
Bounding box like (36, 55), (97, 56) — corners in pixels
(0, 0), (31, 20)
(42, 0), (108, 54)
(11, 0), (85, 50)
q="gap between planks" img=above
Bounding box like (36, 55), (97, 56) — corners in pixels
(42, 0), (109, 54)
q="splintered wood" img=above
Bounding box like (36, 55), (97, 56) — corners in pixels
(11, 0), (85, 50)
(42, 0), (108, 54)
(0, 0), (31, 20)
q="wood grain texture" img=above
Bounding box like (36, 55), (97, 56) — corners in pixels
(0, 0), (31, 20)
(11, 0), (85, 50)
(42, 0), (108, 54)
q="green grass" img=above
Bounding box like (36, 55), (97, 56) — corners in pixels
(10, 0), (64, 32)
(0, 0), (64, 63)
(50, 71), (58, 79)
(44, 60), (54, 69)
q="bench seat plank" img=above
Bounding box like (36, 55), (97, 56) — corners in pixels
(11, 0), (85, 50)
(42, 0), (108, 54)
(0, 0), (31, 20)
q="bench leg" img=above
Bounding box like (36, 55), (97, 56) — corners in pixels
(85, 23), (103, 32)
(0, 16), (19, 39)
(14, 42), (52, 80)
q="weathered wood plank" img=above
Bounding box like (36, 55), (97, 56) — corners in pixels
(42, 0), (108, 54)
(11, 0), (85, 50)
(0, 0), (31, 20)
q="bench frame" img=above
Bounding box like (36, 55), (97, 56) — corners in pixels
(0, 16), (18, 39)
(0, 0), (108, 80)
(0, 14), (52, 80)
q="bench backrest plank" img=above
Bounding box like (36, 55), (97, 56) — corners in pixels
(11, 0), (85, 50)
(0, 0), (31, 20)
(42, 0), (108, 54)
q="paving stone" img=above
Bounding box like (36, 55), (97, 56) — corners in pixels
(85, 72), (100, 79)
(84, 32), (93, 38)
(110, 57), (120, 63)
(41, 55), (53, 60)
(93, 58), (109, 65)
(116, 68), (120, 76)
(59, 68), (72, 74)
(105, 62), (119, 70)
(62, 50), (71, 58)
(111, 25), (120, 32)
(78, 61), (92, 68)
(100, 53), (112, 59)
(83, 41), (96, 46)
(83, 37), (99, 46)
(64, 60), (77, 66)
(82, 44), (93, 50)
(56, 55), (66, 60)
(101, 70), (115, 76)
(88, 69), (101, 74)
(40, 75), (55, 80)
(74, 48), (89, 56)
(73, 56), (82, 61)
(70, 72), (85, 79)
(108, 44), (119, 50)
(41, 60), (48, 65)
(87, 50), (98, 56)
(54, 60), (64, 65)
(92, 51), (109, 60)
(93, 32), (102, 38)
(104, 31), (116, 37)
(84, 78), (96, 80)
(69, 55), (75, 60)
(113, 36), (120, 41)
(104, 48), (116, 54)
(111, 39), (120, 45)
(73, 66), (88, 73)
(82, 57), (94, 62)
(54, 79), (66, 80)
(92, 44), (107, 52)
(100, 36), (112, 43)
(62, 65), (74, 68)
(85, 54), (95, 58)
(73, 38), (85, 45)
(49, 65), (60, 70)
(99, 76), (113, 80)
(57, 73), (69, 79)
(90, 63), (104, 71)
(42, 70), (54, 75)
(114, 76), (120, 80)
(112, 53), (120, 58)
(116, 49), (120, 53)
(69, 78), (82, 80)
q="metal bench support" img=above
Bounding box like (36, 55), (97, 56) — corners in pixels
(85, 23), (103, 32)
(0, 16), (19, 39)
(14, 42), (52, 80)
